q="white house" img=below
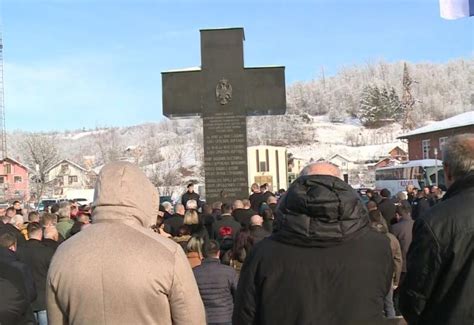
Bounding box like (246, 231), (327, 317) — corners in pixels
(247, 146), (288, 192)
(46, 159), (96, 196)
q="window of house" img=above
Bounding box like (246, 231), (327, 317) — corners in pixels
(439, 136), (448, 159)
(61, 164), (69, 173)
(342, 161), (347, 167)
(68, 175), (78, 184)
(14, 176), (22, 183)
(4, 164), (11, 174)
(0, 177), (4, 184)
(259, 161), (268, 172)
(422, 139), (430, 159)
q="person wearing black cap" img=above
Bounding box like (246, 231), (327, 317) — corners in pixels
(378, 188), (397, 227)
(181, 183), (200, 209)
(233, 162), (393, 325)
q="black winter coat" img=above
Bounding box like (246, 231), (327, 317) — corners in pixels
(193, 258), (238, 324)
(0, 261), (30, 325)
(163, 214), (184, 236)
(212, 214), (241, 240)
(390, 215), (414, 273)
(412, 196), (431, 220)
(378, 198), (397, 226)
(181, 191), (200, 208)
(232, 208), (254, 228)
(233, 175), (393, 325)
(249, 192), (265, 212)
(18, 239), (56, 311)
(249, 225), (270, 244)
(400, 173), (474, 325)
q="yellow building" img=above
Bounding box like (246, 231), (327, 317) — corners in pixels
(247, 146), (288, 192)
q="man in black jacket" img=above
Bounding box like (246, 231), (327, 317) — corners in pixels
(181, 183), (200, 208)
(193, 240), (238, 325)
(233, 162), (393, 325)
(19, 222), (56, 325)
(0, 232), (36, 324)
(232, 200), (254, 228)
(163, 203), (185, 236)
(400, 134), (474, 325)
(378, 188), (397, 226)
(213, 204), (241, 241)
(0, 261), (30, 325)
(248, 215), (270, 244)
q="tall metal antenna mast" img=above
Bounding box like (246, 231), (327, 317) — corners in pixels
(0, 28), (7, 159)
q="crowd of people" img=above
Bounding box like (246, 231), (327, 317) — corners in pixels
(0, 133), (472, 325)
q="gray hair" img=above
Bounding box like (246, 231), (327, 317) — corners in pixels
(10, 214), (24, 228)
(396, 191), (407, 201)
(57, 201), (71, 219)
(161, 201), (172, 211)
(443, 134), (474, 179)
(300, 162), (343, 179)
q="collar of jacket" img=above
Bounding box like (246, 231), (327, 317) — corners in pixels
(202, 257), (220, 264)
(272, 174), (370, 248)
(443, 172), (474, 201)
(0, 247), (18, 261)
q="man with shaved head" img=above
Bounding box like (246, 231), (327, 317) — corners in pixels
(232, 200), (254, 228)
(234, 162), (393, 325)
(400, 134), (474, 325)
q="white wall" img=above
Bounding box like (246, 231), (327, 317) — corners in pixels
(248, 146), (288, 192)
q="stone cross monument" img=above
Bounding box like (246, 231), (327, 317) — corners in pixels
(162, 27), (286, 203)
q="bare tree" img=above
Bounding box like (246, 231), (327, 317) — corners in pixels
(20, 133), (60, 202)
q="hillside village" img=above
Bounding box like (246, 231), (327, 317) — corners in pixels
(1, 59), (472, 203)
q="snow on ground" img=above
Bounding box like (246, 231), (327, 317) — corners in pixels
(289, 120), (407, 162)
(62, 129), (108, 140)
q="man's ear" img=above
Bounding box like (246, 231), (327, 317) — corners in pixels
(443, 164), (453, 183)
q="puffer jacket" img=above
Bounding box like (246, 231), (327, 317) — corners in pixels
(193, 258), (238, 324)
(46, 162), (205, 325)
(400, 172), (474, 325)
(233, 175), (393, 325)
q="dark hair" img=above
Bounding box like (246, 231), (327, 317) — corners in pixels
(177, 225), (191, 237)
(207, 240), (220, 256)
(13, 200), (21, 205)
(0, 232), (17, 248)
(187, 183), (194, 189)
(202, 204), (212, 215)
(396, 204), (411, 217)
(5, 207), (15, 214)
(261, 208), (274, 221)
(27, 222), (42, 236)
(50, 203), (60, 214)
(231, 228), (254, 263)
(368, 210), (383, 223)
(221, 203), (232, 214)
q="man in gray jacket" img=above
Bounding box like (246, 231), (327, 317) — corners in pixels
(193, 240), (238, 325)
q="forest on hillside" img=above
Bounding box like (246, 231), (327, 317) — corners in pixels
(286, 58), (473, 126)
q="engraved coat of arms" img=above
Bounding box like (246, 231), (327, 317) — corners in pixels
(215, 79), (232, 105)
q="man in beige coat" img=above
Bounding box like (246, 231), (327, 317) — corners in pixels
(46, 162), (205, 325)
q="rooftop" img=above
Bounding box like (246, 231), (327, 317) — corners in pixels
(398, 111), (474, 139)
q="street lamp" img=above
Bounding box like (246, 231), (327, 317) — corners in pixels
(434, 147), (439, 187)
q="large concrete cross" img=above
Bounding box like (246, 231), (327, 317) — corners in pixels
(162, 27), (286, 203)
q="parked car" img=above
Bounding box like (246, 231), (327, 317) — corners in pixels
(37, 199), (59, 212)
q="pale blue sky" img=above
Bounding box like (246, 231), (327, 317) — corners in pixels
(3, 0), (473, 131)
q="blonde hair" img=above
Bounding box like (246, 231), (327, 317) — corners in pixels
(183, 210), (199, 225)
(186, 236), (204, 258)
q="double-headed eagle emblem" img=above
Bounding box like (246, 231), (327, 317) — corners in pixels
(215, 79), (232, 105)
